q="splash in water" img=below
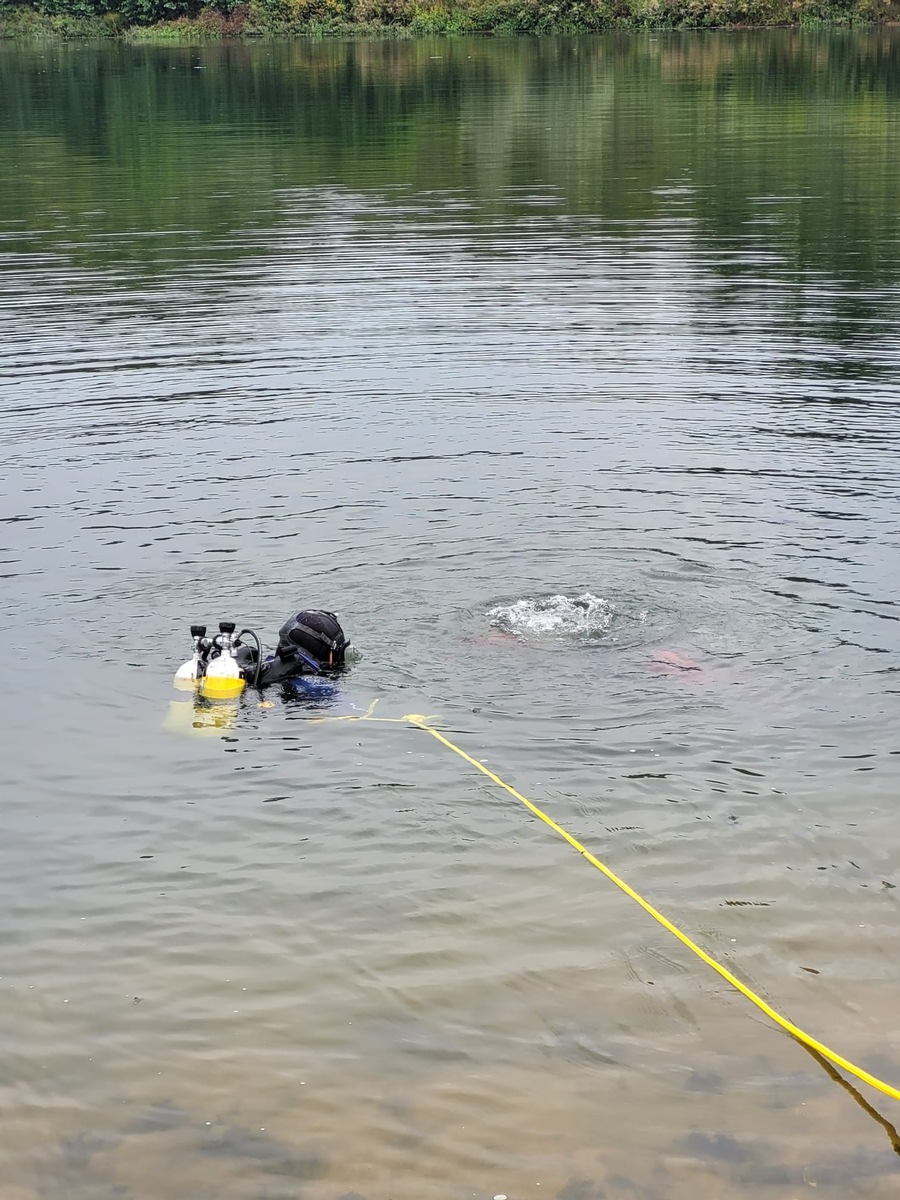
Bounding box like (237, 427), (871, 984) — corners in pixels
(486, 592), (617, 641)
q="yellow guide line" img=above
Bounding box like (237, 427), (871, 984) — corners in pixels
(322, 704), (900, 1104)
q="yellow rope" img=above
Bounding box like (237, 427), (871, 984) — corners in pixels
(400, 713), (899, 1102)
(309, 702), (900, 1102)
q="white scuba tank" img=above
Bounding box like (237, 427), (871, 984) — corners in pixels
(173, 656), (199, 689)
(173, 624), (206, 691)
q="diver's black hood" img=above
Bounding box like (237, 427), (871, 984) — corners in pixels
(234, 609), (350, 688)
(275, 610), (349, 670)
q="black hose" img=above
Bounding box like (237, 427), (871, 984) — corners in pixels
(238, 629), (263, 689)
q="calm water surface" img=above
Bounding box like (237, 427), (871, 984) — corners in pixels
(1, 29), (900, 1200)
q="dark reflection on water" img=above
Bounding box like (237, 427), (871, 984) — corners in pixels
(1, 27), (900, 1200)
(2, 31), (900, 299)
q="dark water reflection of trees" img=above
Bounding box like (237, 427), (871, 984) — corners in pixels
(1, 31), (899, 324)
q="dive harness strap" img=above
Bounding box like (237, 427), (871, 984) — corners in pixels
(291, 614), (347, 665)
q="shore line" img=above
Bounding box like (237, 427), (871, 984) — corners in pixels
(2, 4), (896, 44)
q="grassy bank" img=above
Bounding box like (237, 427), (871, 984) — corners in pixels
(1, 0), (897, 40)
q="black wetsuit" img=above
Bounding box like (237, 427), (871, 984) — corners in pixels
(235, 609), (349, 688)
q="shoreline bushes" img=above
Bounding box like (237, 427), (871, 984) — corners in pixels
(1, 0), (898, 38)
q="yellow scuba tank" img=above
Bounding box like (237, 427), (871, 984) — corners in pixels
(172, 622), (246, 701)
(199, 622), (246, 700)
(164, 695), (240, 735)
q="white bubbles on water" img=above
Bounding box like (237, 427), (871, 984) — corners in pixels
(486, 592), (617, 641)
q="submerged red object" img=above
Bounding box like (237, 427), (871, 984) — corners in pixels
(650, 649), (703, 673)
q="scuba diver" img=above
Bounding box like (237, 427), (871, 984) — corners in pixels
(174, 609), (350, 700)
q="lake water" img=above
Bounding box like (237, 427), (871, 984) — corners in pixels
(1, 27), (900, 1200)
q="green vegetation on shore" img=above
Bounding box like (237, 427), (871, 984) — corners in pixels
(1, 0), (898, 41)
